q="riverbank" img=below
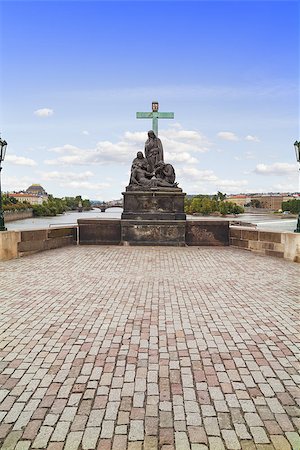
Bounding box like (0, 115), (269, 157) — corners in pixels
(4, 209), (33, 222)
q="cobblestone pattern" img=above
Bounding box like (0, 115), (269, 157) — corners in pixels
(0, 246), (299, 450)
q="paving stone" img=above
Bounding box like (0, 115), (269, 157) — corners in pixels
(285, 432), (300, 449)
(0, 246), (299, 449)
(270, 435), (292, 450)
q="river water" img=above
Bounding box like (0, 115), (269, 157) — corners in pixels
(5, 208), (297, 232)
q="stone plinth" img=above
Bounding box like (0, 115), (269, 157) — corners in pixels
(121, 220), (186, 246)
(78, 219), (121, 245)
(121, 190), (186, 221)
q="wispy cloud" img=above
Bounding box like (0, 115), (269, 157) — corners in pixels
(2, 175), (32, 192)
(39, 170), (110, 190)
(245, 135), (260, 142)
(255, 162), (297, 175)
(217, 131), (239, 141)
(45, 124), (211, 167)
(6, 155), (37, 166)
(34, 108), (54, 117)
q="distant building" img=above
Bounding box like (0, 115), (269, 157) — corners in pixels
(26, 184), (47, 196)
(9, 184), (49, 205)
(251, 195), (291, 211)
(224, 195), (251, 207)
(8, 193), (46, 205)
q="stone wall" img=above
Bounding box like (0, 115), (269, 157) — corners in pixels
(4, 209), (33, 222)
(186, 221), (229, 246)
(0, 231), (21, 260)
(0, 226), (77, 260)
(230, 226), (300, 262)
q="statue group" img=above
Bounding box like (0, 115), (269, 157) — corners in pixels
(128, 131), (178, 190)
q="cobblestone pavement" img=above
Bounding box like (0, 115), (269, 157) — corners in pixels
(0, 246), (299, 450)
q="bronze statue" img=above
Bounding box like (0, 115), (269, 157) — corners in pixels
(144, 130), (164, 172)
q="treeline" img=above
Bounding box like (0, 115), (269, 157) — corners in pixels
(185, 192), (244, 216)
(2, 194), (91, 217)
(2, 195), (32, 211)
(282, 199), (300, 214)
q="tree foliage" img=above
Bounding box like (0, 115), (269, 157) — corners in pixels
(184, 193), (244, 216)
(282, 199), (300, 214)
(2, 194), (91, 217)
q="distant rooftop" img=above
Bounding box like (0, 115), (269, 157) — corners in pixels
(26, 184), (47, 195)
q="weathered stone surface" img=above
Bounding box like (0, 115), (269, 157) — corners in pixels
(0, 231), (21, 261)
(121, 191), (186, 221)
(121, 220), (186, 246)
(78, 219), (121, 245)
(230, 226), (300, 262)
(230, 228), (242, 239)
(186, 221), (229, 246)
(241, 229), (259, 241)
(17, 227), (77, 257)
(48, 227), (77, 240)
(20, 230), (47, 242)
(259, 231), (282, 243)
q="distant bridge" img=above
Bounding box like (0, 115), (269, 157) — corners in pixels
(92, 200), (123, 212)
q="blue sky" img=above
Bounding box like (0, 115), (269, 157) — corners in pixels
(1, 0), (299, 201)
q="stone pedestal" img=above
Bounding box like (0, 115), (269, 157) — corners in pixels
(120, 190), (186, 245)
(121, 190), (186, 221)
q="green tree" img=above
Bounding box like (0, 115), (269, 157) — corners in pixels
(282, 199), (300, 214)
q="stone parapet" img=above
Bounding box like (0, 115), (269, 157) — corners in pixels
(0, 226), (77, 260)
(78, 219), (121, 245)
(186, 220), (229, 246)
(230, 226), (300, 262)
(0, 231), (21, 260)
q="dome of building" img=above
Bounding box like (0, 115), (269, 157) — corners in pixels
(26, 184), (47, 195)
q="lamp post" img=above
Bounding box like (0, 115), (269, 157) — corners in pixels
(294, 140), (300, 233)
(0, 137), (8, 231)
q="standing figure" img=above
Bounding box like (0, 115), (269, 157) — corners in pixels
(144, 130), (164, 173)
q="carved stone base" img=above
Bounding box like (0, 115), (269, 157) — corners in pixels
(121, 190), (186, 221)
(121, 220), (186, 246)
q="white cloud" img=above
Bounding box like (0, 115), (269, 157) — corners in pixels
(216, 179), (248, 188)
(39, 170), (110, 190)
(234, 151), (255, 161)
(176, 167), (248, 194)
(255, 162), (297, 175)
(245, 135), (260, 142)
(6, 154), (37, 166)
(45, 124), (211, 166)
(40, 170), (94, 182)
(217, 131), (239, 141)
(82, 130), (89, 135)
(34, 108), (54, 117)
(273, 182), (299, 191)
(61, 181), (111, 190)
(178, 167), (218, 182)
(2, 175), (32, 192)
(165, 152), (198, 164)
